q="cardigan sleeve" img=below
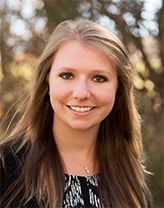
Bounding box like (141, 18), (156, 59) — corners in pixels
(0, 142), (39, 208)
(0, 146), (21, 197)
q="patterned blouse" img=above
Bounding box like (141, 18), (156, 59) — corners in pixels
(62, 174), (102, 208)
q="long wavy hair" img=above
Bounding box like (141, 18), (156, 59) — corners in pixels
(0, 19), (151, 207)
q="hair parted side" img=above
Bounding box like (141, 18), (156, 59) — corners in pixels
(0, 19), (151, 208)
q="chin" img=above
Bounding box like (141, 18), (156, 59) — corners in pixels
(69, 122), (99, 131)
(70, 125), (90, 131)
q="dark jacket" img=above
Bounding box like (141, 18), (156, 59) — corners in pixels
(0, 142), (39, 208)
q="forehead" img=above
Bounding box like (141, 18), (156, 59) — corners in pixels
(52, 40), (116, 73)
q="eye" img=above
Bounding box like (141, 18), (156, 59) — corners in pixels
(59, 72), (73, 80)
(93, 75), (108, 83)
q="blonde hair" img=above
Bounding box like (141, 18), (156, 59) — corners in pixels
(1, 19), (151, 207)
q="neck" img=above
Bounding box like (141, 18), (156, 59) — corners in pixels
(52, 118), (99, 175)
(53, 121), (99, 157)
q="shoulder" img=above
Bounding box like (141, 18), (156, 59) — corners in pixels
(0, 137), (29, 170)
(0, 138), (30, 196)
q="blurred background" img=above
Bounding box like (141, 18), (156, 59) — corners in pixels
(0, 0), (163, 207)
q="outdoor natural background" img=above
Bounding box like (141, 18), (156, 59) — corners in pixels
(0, 0), (163, 207)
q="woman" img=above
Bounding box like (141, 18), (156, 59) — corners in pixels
(0, 19), (152, 207)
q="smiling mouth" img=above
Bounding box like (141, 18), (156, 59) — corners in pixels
(68, 105), (94, 112)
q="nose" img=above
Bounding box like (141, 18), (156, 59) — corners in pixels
(73, 79), (91, 100)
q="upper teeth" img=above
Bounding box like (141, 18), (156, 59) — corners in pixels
(70, 106), (93, 112)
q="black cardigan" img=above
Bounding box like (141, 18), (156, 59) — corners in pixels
(0, 142), (39, 207)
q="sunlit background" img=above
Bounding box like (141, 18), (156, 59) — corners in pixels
(0, 0), (163, 207)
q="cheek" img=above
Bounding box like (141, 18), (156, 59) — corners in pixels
(49, 83), (69, 107)
(100, 90), (117, 112)
(98, 85), (117, 102)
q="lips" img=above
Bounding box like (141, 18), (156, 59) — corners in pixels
(68, 105), (94, 112)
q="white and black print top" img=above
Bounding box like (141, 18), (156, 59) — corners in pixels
(62, 174), (102, 208)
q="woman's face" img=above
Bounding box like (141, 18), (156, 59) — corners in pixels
(49, 40), (118, 131)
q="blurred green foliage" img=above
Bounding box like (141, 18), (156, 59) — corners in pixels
(0, 0), (163, 207)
